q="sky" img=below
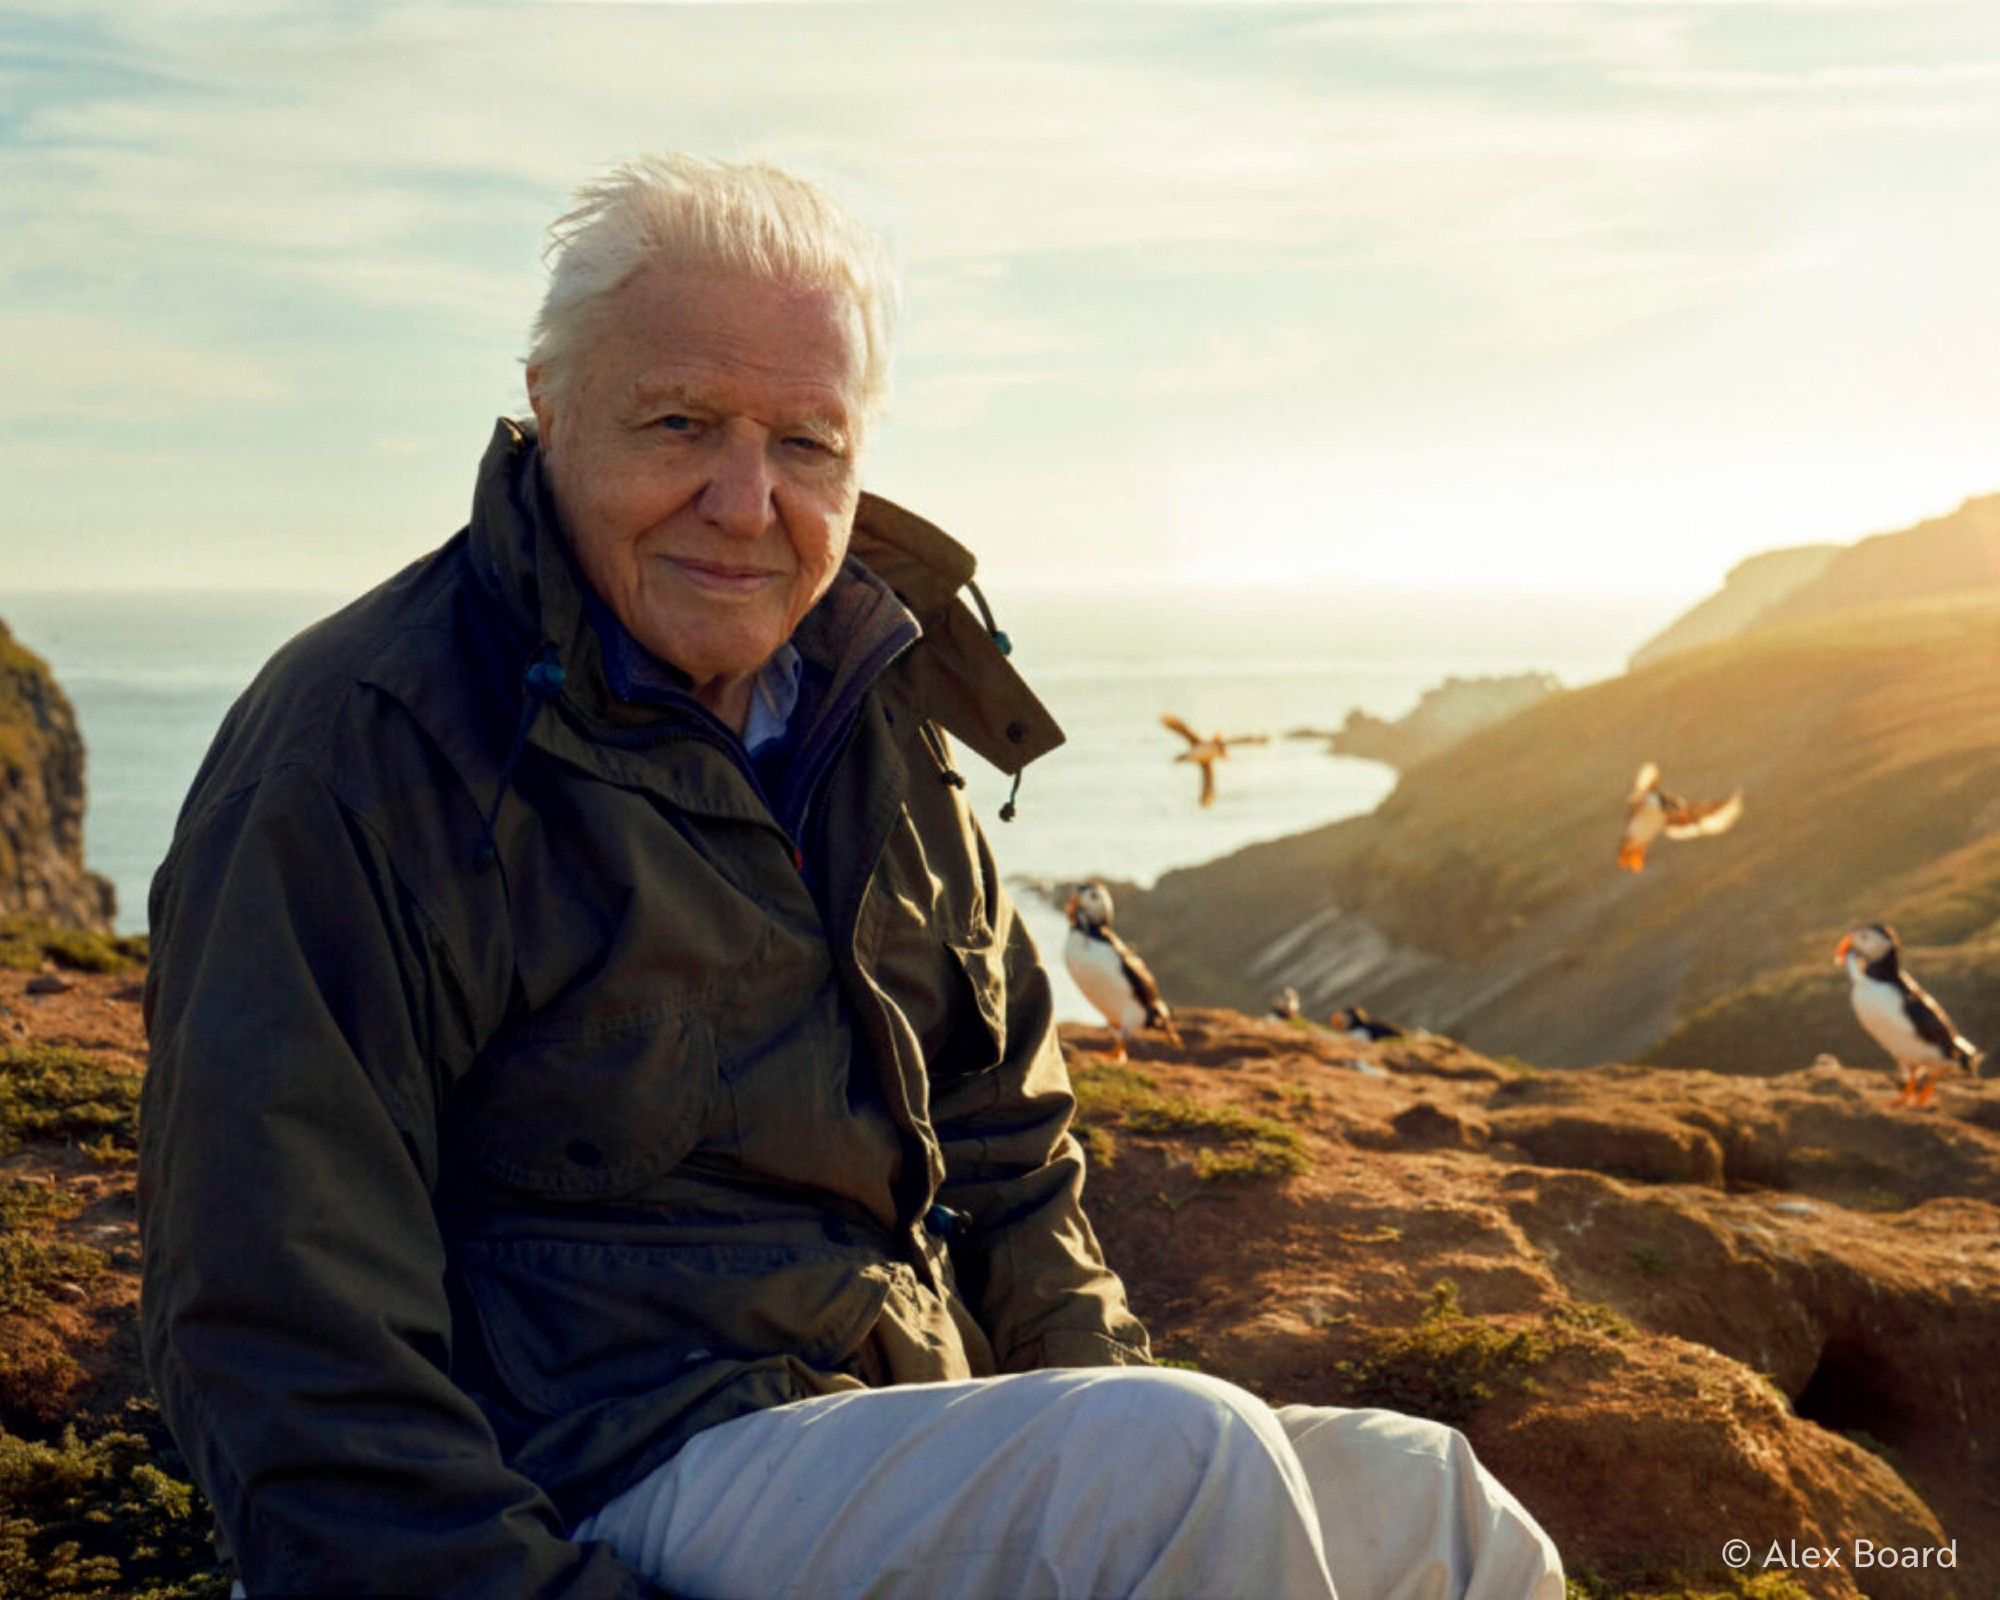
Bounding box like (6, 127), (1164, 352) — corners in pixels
(5, 1), (1999, 604)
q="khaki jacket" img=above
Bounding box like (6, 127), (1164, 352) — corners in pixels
(139, 420), (1150, 1600)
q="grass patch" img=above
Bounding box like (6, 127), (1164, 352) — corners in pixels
(1629, 1242), (1675, 1278)
(0, 1045), (142, 1156)
(1336, 1283), (1631, 1426)
(1567, 1572), (1811, 1600)
(0, 1182), (104, 1316)
(1335, 1280), (1555, 1425)
(1072, 1062), (1310, 1182)
(0, 1407), (227, 1600)
(0, 919), (145, 975)
(1548, 1301), (1635, 1341)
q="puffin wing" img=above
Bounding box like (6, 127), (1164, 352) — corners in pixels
(1224, 733), (1270, 746)
(1105, 928), (1180, 1038)
(1161, 715), (1202, 747)
(1662, 790), (1743, 840)
(1898, 971), (1977, 1066)
(1628, 762), (1661, 803)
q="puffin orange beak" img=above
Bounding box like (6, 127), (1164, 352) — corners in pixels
(1834, 935), (1852, 965)
(1064, 892), (1079, 921)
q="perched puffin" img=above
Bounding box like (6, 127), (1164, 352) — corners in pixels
(1331, 1005), (1406, 1042)
(1835, 923), (1982, 1108)
(1063, 881), (1183, 1061)
(1160, 715), (1269, 808)
(1618, 761), (1744, 872)
(1271, 986), (1302, 1020)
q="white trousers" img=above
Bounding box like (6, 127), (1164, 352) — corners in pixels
(573, 1367), (1565, 1600)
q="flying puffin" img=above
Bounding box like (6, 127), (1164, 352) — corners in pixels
(1331, 1005), (1406, 1042)
(1835, 923), (1982, 1108)
(1160, 715), (1269, 808)
(1063, 881), (1183, 1061)
(1618, 761), (1744, 872)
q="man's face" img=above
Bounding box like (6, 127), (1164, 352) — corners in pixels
(531, 264), (867, 728)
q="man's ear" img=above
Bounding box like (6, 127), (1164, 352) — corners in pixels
(526, 365), (557, 453)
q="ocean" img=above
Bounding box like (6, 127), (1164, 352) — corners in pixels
(0, 582), (1676, 1022)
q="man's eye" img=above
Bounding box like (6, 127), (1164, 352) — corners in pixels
(657, 414), (696, 434)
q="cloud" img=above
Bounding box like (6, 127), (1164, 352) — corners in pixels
(3, 308), (285, 423)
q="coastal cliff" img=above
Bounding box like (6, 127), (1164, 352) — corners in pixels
(1629, 494), (2000, 671)
(3, 971), (1992, 1599)
(1297, 671), (1563, 772)
(1110, 540), (2000, 1070)
(0, 620), (114, 932)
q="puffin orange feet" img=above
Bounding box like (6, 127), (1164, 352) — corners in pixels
(1617, 846), (1646, 872)
(1913, 1075), (1938, 1109)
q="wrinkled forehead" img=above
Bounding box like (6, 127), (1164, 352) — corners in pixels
(584, 262), (868, 416)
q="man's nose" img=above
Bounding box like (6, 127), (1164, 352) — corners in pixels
(697, 426), (777, 537)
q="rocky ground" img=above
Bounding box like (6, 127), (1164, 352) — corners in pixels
(4, 967), (1998, 1597)
(1070, 1008), (2000, 1600)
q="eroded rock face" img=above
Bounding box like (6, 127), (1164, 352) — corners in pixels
(1068, 1009), (2000, 1598)
(0, 619), (116, 930)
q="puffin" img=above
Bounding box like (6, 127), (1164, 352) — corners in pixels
(1618, 761), (1744, 872)
(1835, 923), (1982, 1108)
(1160, 715), (1269, 808)
(1331, 1005), (1406, 1042)
(1063, 881), (1183, 1062)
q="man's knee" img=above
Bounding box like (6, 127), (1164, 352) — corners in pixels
(1278, 1404), (1564, 1598)
(1046, 1368), (1310, 1507)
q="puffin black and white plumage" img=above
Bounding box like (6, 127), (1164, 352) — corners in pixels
(1835, 923), (1982, 1108)
(1063, 881), (1183, 1062)
(1618, 761), (1744, 872)
(1331, 1005), (1406, 1042)
(1160, 715), (1268, 808)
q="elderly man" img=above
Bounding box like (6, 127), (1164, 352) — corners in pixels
(140, 155), (1563, 1600)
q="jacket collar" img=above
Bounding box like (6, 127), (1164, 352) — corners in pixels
(467, 417), (1064, 775)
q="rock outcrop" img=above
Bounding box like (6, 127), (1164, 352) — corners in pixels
(0, 619), (115, 931)
(1294, 672), (1563, 772)
(1068, 1008), (2000, 1599)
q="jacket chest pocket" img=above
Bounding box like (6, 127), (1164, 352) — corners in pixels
(456, 1009), (720, 1199)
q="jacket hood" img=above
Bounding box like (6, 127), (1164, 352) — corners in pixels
(468, 417), (1063, 776)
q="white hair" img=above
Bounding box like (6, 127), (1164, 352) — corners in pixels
(526, 153), (900, 426)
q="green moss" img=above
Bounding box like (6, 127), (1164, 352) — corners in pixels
(1336, 1284), (1630, 1426)
(0, 919), (145, 975)
(1072, 1062), (1310, 1182)
(1335, 1280), (1557, 1425)
(0, 1408), (227, 1600)
(0, 1182), (105, 1316)
(0, 1045), (143, 1156)
(1629, 1242), (1675, 1278)
(1547, 1301), (1635, 1341)
(1566, 1572), (1812, 1600)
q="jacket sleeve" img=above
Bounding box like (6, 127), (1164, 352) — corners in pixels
(140, 762), (671, 1600)
(926, 825), (1154, 1372)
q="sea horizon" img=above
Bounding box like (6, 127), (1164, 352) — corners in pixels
(1, 582), (1684, 1021)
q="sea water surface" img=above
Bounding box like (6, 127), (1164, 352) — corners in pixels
(0, 582), (1676, 1021)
